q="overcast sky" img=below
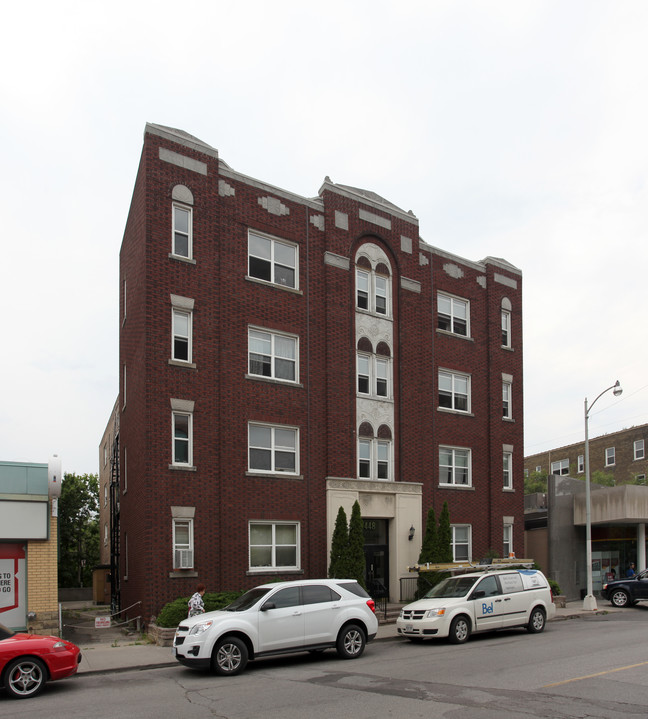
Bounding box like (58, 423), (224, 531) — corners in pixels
(1, 1), (647, 476)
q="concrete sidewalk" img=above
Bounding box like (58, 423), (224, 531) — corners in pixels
(74, 601), (619, 677)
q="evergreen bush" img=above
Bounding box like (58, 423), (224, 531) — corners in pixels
(348, 501), (367, 589)
(155, 591), (242, 628)
(328, 506), (349, 578)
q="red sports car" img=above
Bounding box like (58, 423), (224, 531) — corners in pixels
(0, 622), (81, 699)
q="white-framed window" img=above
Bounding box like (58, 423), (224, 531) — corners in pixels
(634, 440), (645, 461)
(535, 465), (542, 473)
(636, 474), (646, 485)
(104, 522), (108, 546)
(577, 455), (584, 473)
(605, 447), (616, 466)
(104, 483), (108, 507)
(248, 423), (299, 475)
(173, 518), (194, 569)
(357, 354), (391, 398)
(123, 446), (128, 493)
(439, 370), (470, 412)
(124, 533), (128, 581)
(503, 452), (513, 489)
(172, 308), (192, 363)
(437, 293), (469, 337)
(451, 525), (472, 562)
(551, 458), (569, 475)
(249, 521), (299, 570)
(123, 279), (127, 323)
(502, 382), (512, 419)
(172, 411), (192, 466)
(173, 204), (192, 259)
(248, 328), (298, 383)
(439, 446), (471, 486)
(356, 269), (390, 316)
(122, 364), (127, 409)
(358, 438), (391, 480)
(357, 354), (370, 394)
(503, 524), (513, 558)
(248, 230), (297, 289)
(501, 309), (511, 348)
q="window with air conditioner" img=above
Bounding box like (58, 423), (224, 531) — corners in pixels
(173, 519), (194, 569)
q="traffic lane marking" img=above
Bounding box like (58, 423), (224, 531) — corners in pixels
(543, 660), (648, 687)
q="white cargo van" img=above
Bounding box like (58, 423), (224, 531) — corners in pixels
(397, 568), (555, 644)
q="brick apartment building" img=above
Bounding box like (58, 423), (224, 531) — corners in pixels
(524, 423), (648, 484)
(111, 123), (524, 621)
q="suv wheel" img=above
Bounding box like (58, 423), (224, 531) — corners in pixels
(527, 607), (546, 633)
(336, 624), (366, 659)
(448, 615), (471, 644)
(610, 590), (630, 608)
(212, 636), (248, 676)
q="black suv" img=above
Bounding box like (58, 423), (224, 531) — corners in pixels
(601, 569), (648, 607)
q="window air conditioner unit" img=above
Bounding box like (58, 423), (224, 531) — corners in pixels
(175, 549), (193, 569)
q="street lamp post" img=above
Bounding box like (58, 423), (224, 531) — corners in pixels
(583, 380), (622, 611)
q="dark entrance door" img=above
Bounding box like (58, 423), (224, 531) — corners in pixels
(363, 519), (389, 598)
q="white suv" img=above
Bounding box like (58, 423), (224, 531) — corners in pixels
(397, 569), (555, 644)
(173, 579), (378, 675)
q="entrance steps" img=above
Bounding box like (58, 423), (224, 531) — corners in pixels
(380, 602), (405, 624)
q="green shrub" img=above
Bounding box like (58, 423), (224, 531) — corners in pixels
(548, 579), (562, 596)
(155, 591), (243, 628)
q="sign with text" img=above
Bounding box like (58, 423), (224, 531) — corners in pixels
(0, 544), (26, 627)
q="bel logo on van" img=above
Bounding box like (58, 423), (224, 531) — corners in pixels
(481, 602), (494, 615)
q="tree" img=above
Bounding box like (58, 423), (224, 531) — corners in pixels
(524, 471), (548, 495)
(328, 506), (349, 579)
(418, 506), (438, 565)
(347, 501), (366, 589)
(591, 470), (615, 487)
(416, 506), (439, 597)
(58, 473), (100, 588)
(437, 501), (453, 563)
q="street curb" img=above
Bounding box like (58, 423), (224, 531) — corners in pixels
(75, 609), (616, 677)
(77, 662), (178, 678)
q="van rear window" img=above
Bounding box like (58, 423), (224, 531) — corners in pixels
(499, 573), (524, 593)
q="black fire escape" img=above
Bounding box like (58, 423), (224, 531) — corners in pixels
(110, 433), (121, 615)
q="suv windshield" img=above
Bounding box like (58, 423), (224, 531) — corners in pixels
(225, 587), (272, 611)
(424, 576), (480, 599)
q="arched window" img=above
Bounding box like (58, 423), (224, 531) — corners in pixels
(501, 297), (512, 348)
(357, 338), (392, 399)
(171, 185), (194, 260)
(355, 252), (392, 317)
(358, 423), (392, 481)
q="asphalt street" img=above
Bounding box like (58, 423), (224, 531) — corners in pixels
(3, 609), (647, 718)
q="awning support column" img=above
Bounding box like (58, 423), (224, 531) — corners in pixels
(638, 524), (646, 572)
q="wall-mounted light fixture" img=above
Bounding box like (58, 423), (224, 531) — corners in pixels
(408, 525), (415, 541)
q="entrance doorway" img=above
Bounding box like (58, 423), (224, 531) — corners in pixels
(363, 519), (389, 598)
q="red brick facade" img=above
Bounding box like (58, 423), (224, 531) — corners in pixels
(116, 124), (524, 621)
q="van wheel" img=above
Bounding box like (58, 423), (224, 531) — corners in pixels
(527, 607), (546, 633)
(212, 636), (248, 676)
(448, 615), (470, 644)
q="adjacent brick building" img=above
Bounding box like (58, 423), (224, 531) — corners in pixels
(112, 123), (524, 621)
(0, 459), (61, 633)
(524, 423), (648, 484)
